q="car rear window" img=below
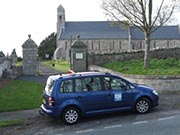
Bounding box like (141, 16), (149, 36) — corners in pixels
(45, 74), (61, 95)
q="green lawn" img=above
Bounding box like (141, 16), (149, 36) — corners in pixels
(103, 58), (180, 75)
(0, 120), (24, 127)
(0, 80), (43, 112)
(42, 60), (70, 73)
(0, 60), (69, 112)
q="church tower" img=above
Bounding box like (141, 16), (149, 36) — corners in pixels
(57, 5), (65, 39)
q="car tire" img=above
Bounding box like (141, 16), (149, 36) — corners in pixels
(62, 107), (80, 125)
(135, 98), (151, 114)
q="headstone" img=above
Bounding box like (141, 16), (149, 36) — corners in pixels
(0, 51), (5, 58)
(22, 35), (38, 75)
(11, 49), (18, 66)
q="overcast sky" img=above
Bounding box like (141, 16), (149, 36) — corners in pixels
(0, 0), (179, 57)
(0, 0), (105, 57)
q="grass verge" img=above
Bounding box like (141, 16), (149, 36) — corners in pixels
(0, 80), (43, 112)
(103, 58), (180, 75)
(0, 120), (24, 127)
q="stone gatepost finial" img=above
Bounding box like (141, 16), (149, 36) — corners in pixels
(76, 35), (80, 40)
(28, 34), (31, 39)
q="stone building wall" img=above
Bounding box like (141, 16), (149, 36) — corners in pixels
(56, 38), (180, 62)
(132, 40), (180, 50)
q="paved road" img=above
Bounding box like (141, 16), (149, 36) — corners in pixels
(8, 109), (178, 135)
(64, 115), (180, 135)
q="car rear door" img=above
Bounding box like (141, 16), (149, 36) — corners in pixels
(74, 76), (109, 112)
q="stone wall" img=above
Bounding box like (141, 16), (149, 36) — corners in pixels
(0, 49), (21, 79)
(0, 57), (12, 78)
(88, 47), (180, 65)
(0, 56), (22, 79)
(89, 65), (180, 92)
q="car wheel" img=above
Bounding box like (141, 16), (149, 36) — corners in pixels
(62, 107), (80, 125)
(135, 98), (151, 114)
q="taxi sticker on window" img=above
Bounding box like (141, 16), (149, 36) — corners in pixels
(114, 93), (122, 101)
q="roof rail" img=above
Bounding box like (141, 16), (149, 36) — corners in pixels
(89, 70), (99, 72)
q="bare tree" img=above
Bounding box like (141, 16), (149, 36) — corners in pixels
(102, 0), (180, 68)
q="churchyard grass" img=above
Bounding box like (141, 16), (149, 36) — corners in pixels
(0, 120), (24, 127)
(16, 61), (22, 66)
(103, 58), (180, 75)
(0, 80), (43, 112)
(42, 60), (70, 73)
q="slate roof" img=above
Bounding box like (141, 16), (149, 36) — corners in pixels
(60, 21), (129, 39)
(131, 26), (180, 40)
(60, 21), (180, 40)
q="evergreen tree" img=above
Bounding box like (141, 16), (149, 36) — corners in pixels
(38, 32), (56, 59)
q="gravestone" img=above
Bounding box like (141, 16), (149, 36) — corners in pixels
(11, 49), (18, 66)
(22, 35), (38, 75)
(0, 51), (5, 57)
(70, 35), (87, 72)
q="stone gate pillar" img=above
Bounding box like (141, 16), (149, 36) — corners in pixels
(22, 35), (38, 75)
(70, 35), (87, 72)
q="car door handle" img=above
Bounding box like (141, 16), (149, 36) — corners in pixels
(76, 96), (82, 100)
(108, 94), (112, 97)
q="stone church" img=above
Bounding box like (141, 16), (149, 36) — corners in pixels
(54, 5), (180, 61)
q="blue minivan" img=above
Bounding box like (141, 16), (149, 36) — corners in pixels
(40, 72), (159, 125)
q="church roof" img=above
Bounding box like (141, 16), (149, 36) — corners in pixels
(60, 21), (129, 39)
(131, 25), (180, 40)
(60, 21), (180, 40)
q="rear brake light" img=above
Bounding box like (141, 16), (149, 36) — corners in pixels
(48, 97), (55, 106)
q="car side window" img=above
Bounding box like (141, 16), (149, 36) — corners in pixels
(60, 80), (73, 93)
(89, 77), (101, 91)
(75, 78), (87, 92)
(111, 78), (127, 90)
(103, 77), (131, 90)
(75, 77), (101, 92)
(103, 77), (111, 90)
